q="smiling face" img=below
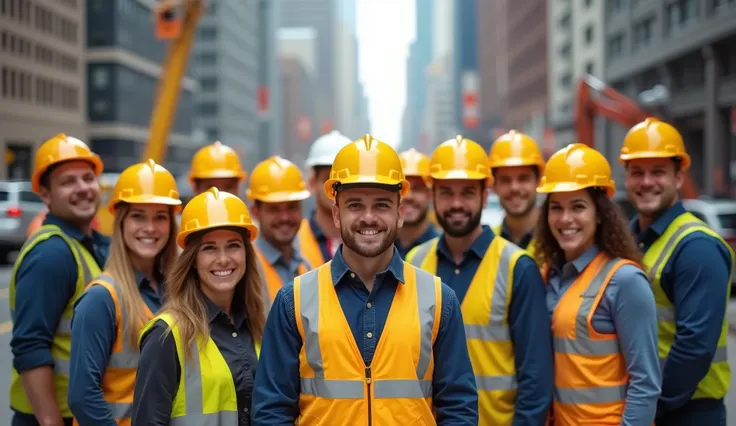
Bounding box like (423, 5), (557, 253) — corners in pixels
(39, 160), (100, 227)
(195, 229), (246, 297)
(492, 166), (539, 217)
(401, 176), (431, 226)
(333, 186), (402, 258)
(432, 179), (485, 237)
(253, 201), (302, 248)
(625, 157), (682, 218)
(122, 204), (171, 263)
(547, 189), (597, 261)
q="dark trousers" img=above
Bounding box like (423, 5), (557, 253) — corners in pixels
(656, 398), (725, 426)
(12, 411), (73, 426)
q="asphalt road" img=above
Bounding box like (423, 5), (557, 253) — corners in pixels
(0, 263), (734, 422)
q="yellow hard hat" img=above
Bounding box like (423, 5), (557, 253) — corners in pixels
(429, 135), (492, 184)
(109, 159), (182, 213)
(176, 187), (258, 248)
(488, 130), (545, 173)
(246, 156), (311, 203)
(537, 143), (615, 198)
(323, 134), (410, 200)
(399, 148), (432, 187)
(619, 118), (691, 169)
(189, 141), (246, 182)
(32, 134), (104, 194)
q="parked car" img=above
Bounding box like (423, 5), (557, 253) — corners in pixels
(0, 181), (46, 262)
(681, 197), (736, 253)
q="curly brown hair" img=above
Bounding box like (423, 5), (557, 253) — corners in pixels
(532, 187), (643, 268)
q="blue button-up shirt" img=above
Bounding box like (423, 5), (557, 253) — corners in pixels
(433, 225), (553, 426)
(308, 210), (334, 262)
(256, 236), (311, 283)
(395, 224), (440, 259)
(547, 245), (660, 425)
(631, 202), (732, 417)
(10, 213), (110, 425)
(68, 270), (164, 426)
(251, 246), (478, 425)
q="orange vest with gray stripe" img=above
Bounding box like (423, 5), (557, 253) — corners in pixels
(550, 252), (634, 426)
(297, 218), (327, 268)
(74, 273), (154, 426)
(293, 261), (442, 425)
(254, 246), (309, 311)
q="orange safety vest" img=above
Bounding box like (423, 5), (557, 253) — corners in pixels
(297, 218), (327, 268)
(74, 273), (154, 426)
(293, 261), (442, 425)
(550, 252), (634, 426)
(255, 246), (308, 306)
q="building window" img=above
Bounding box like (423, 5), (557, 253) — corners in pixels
(198, 102), (219, 116)
(559, 73), (573, 88)
(558, 12), (571, 30)
(607, 33), (625, 59)
(633, 17), (654, 49)
(92, 67), (109, 89)
(585, 0), (594, 7)
(200, 78), (218, 91)
(585, 62), (595, 75)
(666, 0), (698, 30)
(584, 25), (594, 44)
(199, 27), (217, 41)
(558, 43), (572, 60)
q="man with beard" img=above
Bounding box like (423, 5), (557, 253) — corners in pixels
(406, 136), (552, 426)
(248, 156), (313, 310)
(395, 148), (440, 258)
(299, 130), (354, 267)
(622, 118), (733, 425)
(252, 135), (478, 425)
(488, 131), (545, 255)
(189, 141), (246, 196)
(10, 134), (110, 426)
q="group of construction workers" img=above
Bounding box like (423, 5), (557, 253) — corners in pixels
(7, 116), (732, 426)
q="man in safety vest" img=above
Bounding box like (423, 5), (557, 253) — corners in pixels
(247, 156), (314, 310)
(621, 118), (733, 425)
(488, 130), (545, 256)
(10, 134), (110, 426)
(395, 148), (439, 258)
(299, 130), (353, 266)
(406, 136), (553, 425)
(189, 141), (246, 196)
(251, 134), (479, 425)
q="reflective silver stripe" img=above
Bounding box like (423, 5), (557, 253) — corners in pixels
(657, 306), (675, 322)
(647, 222), (704, 283)
(553, 336), (619, 355)
(300, 378), (364, 399)
(69, 240), (94, 287)
(57, 318), (72, 334)
(54, 358), (70, 375)
(170, 411), (239, 426)
(476, 375), (517, 391)
(464, 324), (509, 341)
(659, 345), (729, 371)
(93, 275), (141, 369)
(414, 267), (438, 382)
(109, 402), (132, 419)
(374, 379), (432, 398)
(408, 240), (433, 268)
(554, 385), (627, 405)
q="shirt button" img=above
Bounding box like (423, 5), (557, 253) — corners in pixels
(455, 268), (460, 275)
(350, 272), (355, 278)
(243, 407), (249, 413)
(366, 302), (372, 308)
(639, 242), (644, 247)
(366, 332), (373, 338)
(232, 332), (237, 337)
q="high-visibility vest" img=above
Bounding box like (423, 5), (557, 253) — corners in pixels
(138, 313), (262, 426)
(9, 224), (101, 417)
(254, 246), (309, 311)
(73, 274), (155, 426)
(492, 224), (536, 257)
(293, 261), (442, 425)
(643, 211), (732, 399)
(406, 236), (524, 425)
(551, 252), (635, 425)
(297, 218), (327, 267)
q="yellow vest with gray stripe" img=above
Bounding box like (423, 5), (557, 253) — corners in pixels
(406, 235), (525, 425)
(138, 312), (261, 425)
(643, 211), (732, 400)
(9, 224), (101, 417)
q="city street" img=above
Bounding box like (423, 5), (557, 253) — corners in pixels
(0, 263), (734, 422)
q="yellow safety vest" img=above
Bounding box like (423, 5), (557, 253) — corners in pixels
(138, 312), (261, 425)
(492, 224), (537, 257)
(643, 211), (732, 400)
(293, 261), (442, 425)
(406, 235), (525, 425)
(9, 224), (101, 417)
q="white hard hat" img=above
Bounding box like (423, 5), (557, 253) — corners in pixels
(304, 130), (353, 169)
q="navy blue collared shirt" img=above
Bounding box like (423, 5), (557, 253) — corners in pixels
(395, 224), (440, 259)
(308, 210), (334, 262)
(251, 246), (479, 425)
(68, 271), (165, 426)
(631, 202), (732, 416)
(11, 213), (109, 425)
(434, 225), (553, 426)
(498, 219), (534, 250)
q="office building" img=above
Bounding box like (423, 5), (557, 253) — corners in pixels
(603, 0), (736, 195)
(421, 54), (455, 152)
(451, 0), (485, 146)
(0, 0), (87, 180)
(257, 0), (282, 164)
(478, 0), (506, 141)
(401, 0), (433, 149)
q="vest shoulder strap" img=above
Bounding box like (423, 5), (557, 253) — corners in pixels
(406, 236), (439, 267)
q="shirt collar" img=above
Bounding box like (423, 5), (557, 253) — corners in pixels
(255, 235), (304, 266)
(203, 291), (247, 328)
(330, 244), (406, 286)
(437, 224), (493, 261)
(550, 245), (600, 277)
(133, 269), (164, 292)
(500, 218), (534, 248)
(630, 201), (687, 237)
(43, 212), (109, 245)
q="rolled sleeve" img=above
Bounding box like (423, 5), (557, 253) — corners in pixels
(432, 284), (479, 425)
(508, 255), (554, 426)
(251, 284), (303, 426)
(11, 237), (77, 372)
(610, 264), (661, 426)
(68, 285), (118, 426)
(659, 234), (731, 413)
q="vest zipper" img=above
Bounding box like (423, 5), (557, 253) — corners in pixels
(365, 366), (372, 426)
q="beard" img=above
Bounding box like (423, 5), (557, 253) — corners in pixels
(341, 220), (398, 258)
(436, 207), (482, 237)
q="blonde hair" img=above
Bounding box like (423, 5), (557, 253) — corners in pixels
(104, 203), (179, 348)
(161, 229), (266, 361)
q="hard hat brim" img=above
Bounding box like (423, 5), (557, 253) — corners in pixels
(618, 151), (691, 169)
(537, 182), (615, 198)
(429, 170), (493, 184)
(32, 155), (104, 194)
(247, 189), (311, 203)
(304, 156), (337, 169)
(188, 170), (246, 183)
(109, 196), (183, 214)
(176, 222), (258, 248)
(324, 176), (410, 200)
(488, 159), (545, 172)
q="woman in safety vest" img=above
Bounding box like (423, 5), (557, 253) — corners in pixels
(132, 186), (266, 426)
(68, 159), (182, 426)
(532, 144), (661, 426)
